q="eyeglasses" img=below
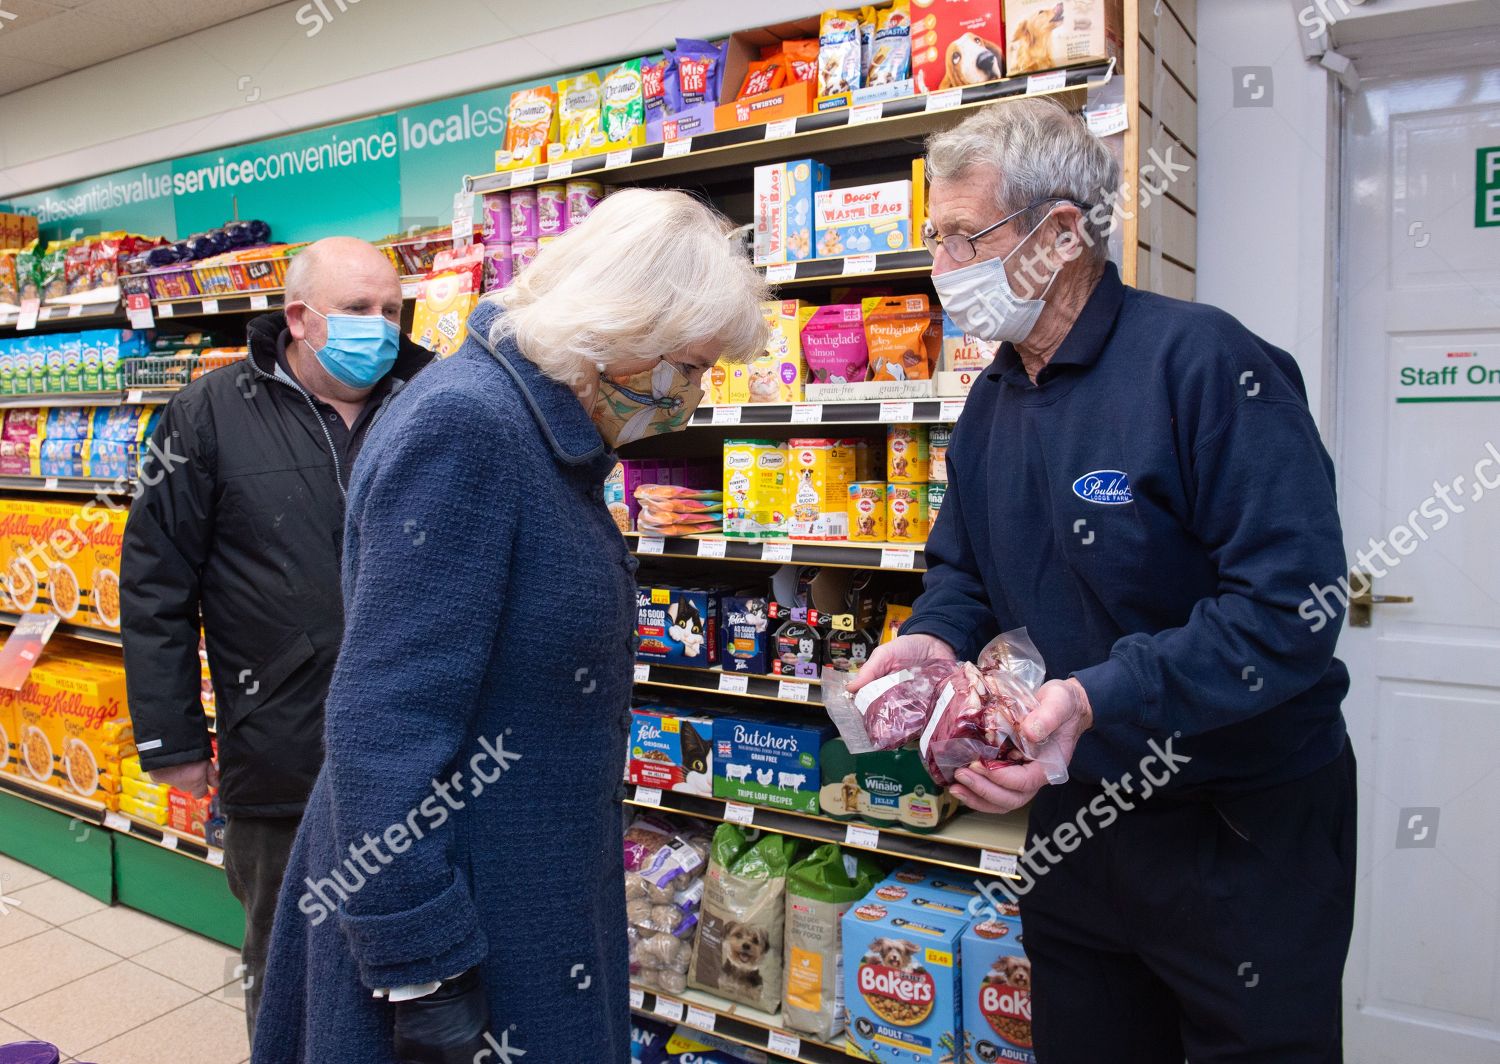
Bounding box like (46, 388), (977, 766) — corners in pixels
(921, 198), (1090, 264)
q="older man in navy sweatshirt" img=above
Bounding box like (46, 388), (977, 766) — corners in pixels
(851, 99), (1355, 1062)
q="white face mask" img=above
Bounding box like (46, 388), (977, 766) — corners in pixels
(931, 208), (1062, 343)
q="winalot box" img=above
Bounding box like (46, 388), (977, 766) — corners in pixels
(627, 707), (715, 796)
(815, 181), (912, 258)
(962, 908), (1035, 1062)
(712, 714), (831, 814)
(635, 586), (719, 668)
(843, 896), (965, 1061)
(754, 159), (831, 265)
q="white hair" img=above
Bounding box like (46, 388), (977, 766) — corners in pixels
(925, 98), (1120, 261)
(486, 188), (769, 384)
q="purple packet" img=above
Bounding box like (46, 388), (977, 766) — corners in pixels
(801, 304), (869, 383)
(673, 38), (724, 110)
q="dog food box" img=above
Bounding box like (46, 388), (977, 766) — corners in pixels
(627, 707), (716, 796)
(724, 439), (790, 538)
(888, 484), (931, 544)
(963, 910), (1036, 1062)
(843, 898), (965, 1061)
(712, 714), (832, 814)
(720, 594), (773, 675)
(636, 586), (719, 668)
(882, 866), (985, 902)
(749, 300), (806, 403)
(868, 880), (972, 922)
(754, 158), (831, 265)
(911, 0), (1007, 94)
(789, 438), (855, 539)
(820, 738), (960, 834)
(815, 180), (912, 258)
(1004, 0), (1122, 75)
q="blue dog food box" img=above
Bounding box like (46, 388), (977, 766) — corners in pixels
(711, 714), (831, 814)
(627, 707), (715, 797)
(962, 910), (1035, 1063)
(636, 586), (718, 669)
(719, 594), (772, 674)
(868, 881), (971, 922)
(843, 898), (965, 1062)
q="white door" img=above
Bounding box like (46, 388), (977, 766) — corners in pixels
(1337, 44), (1500, 1064)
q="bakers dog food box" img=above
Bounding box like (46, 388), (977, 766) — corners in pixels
(962, 908), (1035, 1062)
(910, 0), (1007, 95)
(819, 737), (959, 834)
(866, 880), (972, 922)
(636, 586), (719, 669)
(627, 707), (716, 796)
(1004, 0), (1123, 76)
(712, 713), (832, 814)
(843, 898), (965, 1061)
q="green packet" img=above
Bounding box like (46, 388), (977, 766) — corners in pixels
(818, 737), (959, 835)
(602, 57), (645, 146)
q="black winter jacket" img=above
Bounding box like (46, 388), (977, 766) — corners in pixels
(120, 313), (433, 816)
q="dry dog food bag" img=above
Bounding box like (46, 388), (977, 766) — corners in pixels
(783, 844), (884, 1040)
(689, 824), (798, 1012)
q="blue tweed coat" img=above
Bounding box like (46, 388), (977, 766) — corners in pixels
(251, 300), (635, 1062)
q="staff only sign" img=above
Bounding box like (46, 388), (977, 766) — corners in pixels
(1395, 342), (1500, 404)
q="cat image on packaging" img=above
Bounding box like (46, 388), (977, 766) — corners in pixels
(724, 439), (789, 538)
(749, 300), (806, 403)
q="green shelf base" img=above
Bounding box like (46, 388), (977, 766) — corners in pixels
(114, 834), (244, 949)
(0, 790), (113, 902)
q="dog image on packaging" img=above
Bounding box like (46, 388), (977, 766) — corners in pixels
(888, 483), (931, 543)
(1005, 0), (1122, 75)
(627, 708), (715, 796)
(816, 181), (912, 257)
(712, 714), (831, 814)
(754, 159), (831, 265)
(887, 424), (931, 483)
(789, 438), (856, 540)
(819, 737), (959, 834)
(724, 439), (790, 538)
(636, 586), (719, 667)
(962, 909), (1035, 1062)
(750, 300), (807, 403)
(843, 899), (966, 1061)
(847, 481), (887, 542)
(910, 0), (1006, 93)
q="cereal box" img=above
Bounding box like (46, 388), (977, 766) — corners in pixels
(749, 300), (806, 403)
(788, 438), (855, 539)
(1004, 0), (1122, 75)
(0, 651), (134, 802)
(843, 898), (965, 1061)
(0, 500), (125, 630)
(627, 707), (715, 795)
(723, 439), (789, 538)
(712, 714), (832, 814)
(636, 586), (719, 668)
(753, 159), (831, 265)
(815, 181), (912, 258)
(0, 679), (14, 777)
(962, 909), (1036, 1062)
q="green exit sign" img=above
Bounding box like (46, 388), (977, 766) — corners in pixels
(1480, 147), (1500, 228)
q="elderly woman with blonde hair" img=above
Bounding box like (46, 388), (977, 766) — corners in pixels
(251, 189), (768, 1064)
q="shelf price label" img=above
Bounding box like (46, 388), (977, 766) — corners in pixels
(764, 262), (797, 284)
(157, 302), (175, 318)
(605, 149), (633, 170)
(634, 785), (663, 808)
(126, 389), (145, 405)
(980, 849), (1020, 876)
(696, 538), (727, 559)
(664, 137), (693, 158)
(939, 398), (966, 422)
(849, 102), (883, 125)
(764, 117), (797, 140)
(880, 547), (916, 571)
(1086, 100), (1129, 137)
(15, 298), (40, 331)
(843, 253), (877, 275)
(790, 402), (823, 424)
(206, 848), (225, 866)
(760, 541), (794, 564)
(103, 811), (132, 834)
(510, 168), (534, 188)
(654, 996), (685, 1022)
(201, 298), (220, 315)
(629, 987), (645, 1009)
(1027, 71), (1067, 95)
(67, 303), (84, 318)
(925, 87), (963, 112)
(637, 535), (665, 555)
(249, 294), (270, 311)
(158, 832), (179, 850)
(767, 1030), (802, 1056)
(718, 673), (749, 695)
(684, 1005), (716, 1032)
(724, 801), (755, 825)
(125, 292), (155, 329)
(633, 663), (651, 683)
(710, 404), (742, 426)
(452, 190), (475, 249)
(777, 679), (810, 703)
(844, 824), (880, 849)
(43, 477), (59, 490)
(879, 400), (915, 423)
(547, 160), (573, 180)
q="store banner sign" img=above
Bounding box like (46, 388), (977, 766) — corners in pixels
(1479, 147), (1500, 228)
(1395, 344), (1500, 404)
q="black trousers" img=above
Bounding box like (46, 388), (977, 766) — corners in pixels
(1018, 741), (1356, 1063)
(223, 815), (302, 1049)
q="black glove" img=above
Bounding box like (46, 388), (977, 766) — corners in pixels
(391, 967), (491, 1064)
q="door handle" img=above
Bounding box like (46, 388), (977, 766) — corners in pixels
(1348, 569), (1415, 627)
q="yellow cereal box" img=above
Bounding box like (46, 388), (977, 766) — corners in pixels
(748, 300), (806, 404)
(1, 651), (133, 801)
(0, 684), (15, 778)
(788, 438), (855, 539)
(887, 483), (930, 543)
(848, 481), (887, 541)
(724, 439), (789, 538)
(0, 500), (126, 631)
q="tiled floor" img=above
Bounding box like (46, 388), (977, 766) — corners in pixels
(0, 852), (249, 1064)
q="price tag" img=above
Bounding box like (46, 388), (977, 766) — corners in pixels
(547, 159), (573, 180)
(843, 824), (880, 849)
(880, 547), (916, 570)
(401, 282), (421, 300)
(1085, 101), (1129, 136)
(879, 400), (915, 423)
(777, 679), (810, 703)
(15, 298), (40, 331)
(510, 168), (534, 188)
(605, 149), (633, 170)
(925, 87), (962, 111)
(724, 801), (755, 825)
(711, 404), (742, 426)
(718, 673), (749, 695)
(684, 1005), (716, 1032)
(637, 535), (665, 555)
(790, 402), (823, 424)
(634, 786), (663, 807)
(664, 137), (693, 158)
(654, 997), (685, 1022)
(44, 477), (59, 490)
(764, 262), (797, 283)
(126, 389), (145, 404)
(767, 1030), (802, 1056)
(249, 294), (270, 310)
(629, 987), (645, 1009)
(696, 538), (727, 559)
(67, 303), (84, 318)
(634, 663), (651, 683)
(980, 849), (1020, 876)
(103, 811), (131, 833)
(158, 832), (179, 850)
(843, 253), (877, 275)
(125, 293), (155, 329)
(200, 298), (220, 315)
(1027, 70), (1067, 94)
(157, 302), (175, 318)
(760, 541), (794, 564)
(849, 102), (883, 125)
(765, 117), (797, 140)
(206, 848), (225, 866)
(452, 189), (475, 249)
(939, 398), (966, 422)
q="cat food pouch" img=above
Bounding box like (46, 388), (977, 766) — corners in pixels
(556, 72), (603, 156)
(503, 85), (558, 169)
(602, 58), (647, 146)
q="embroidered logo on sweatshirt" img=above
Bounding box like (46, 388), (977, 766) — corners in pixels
(1071, 470), (1134, 505)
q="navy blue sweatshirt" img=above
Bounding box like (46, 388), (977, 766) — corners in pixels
(906, 263), (1349, 795)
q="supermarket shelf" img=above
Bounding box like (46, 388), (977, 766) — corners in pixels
(467, 64), (1108, 196)
(635, 662), (822, 707)
(631, 984), (845, 1064)
(626, 785), (1027, 880)
(0, 387), (183, 409)
(0, 769), (109, 823)
(152, 290), (283, 318)
(118, 813), (223, 867)
(0, 474), (132, 495)
(628, 532), (925, 572)
(688, 397), (964, 427)
(0, 611), (122, 647)
(760, 248), (933, 288)
(0, 299), (122, 330)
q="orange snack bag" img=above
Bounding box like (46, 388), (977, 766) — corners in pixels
(502, 86), (558, 170)
(863, 295), (934, 381)
(738, 58), (788, 99)
(778, 39), (821, 82)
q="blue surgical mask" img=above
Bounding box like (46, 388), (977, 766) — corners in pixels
(303, 306), (399, 389)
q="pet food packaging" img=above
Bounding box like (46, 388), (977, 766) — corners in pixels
(865, 295), (934, 381)
(510, 240), (539, 277)
(772, 616), (823, 680)
(819, 737), (960, 834)
(963, 908), (1036, 1062)
(1005, 0), (1123, 75)
(675, 38), (727, 109)
(824, 618), (876, 674)
(753, 159), (830, 265)
(842, 897), (966, 1061)
(818, 9), (864, 96)
(788, 438), (855, 539)
(853, 439), (876, 481)
(847, 481), (887, 542)
(783, 844), (884, 1040)
(500, 85), (558, 170)
(410, 248), (483, 358)
(888, 483), (930, 543)
(481, 245), (513, 293)
(631, 1016), (673, 1063)
(910, 0), (1007, 94)
(815, 180), (912, 258)
(479, 192), (511, 245)
(712, 714), (832, 814)
(724, 439), (790, 538)
(601, 59), (648, 149)
(628, 708), (715, 796)
(928, 481), (948, 526)
(555, 71), (604, 159)
(738, 56), (789, 100)
(625, 815), (712, 997)
(886, 424), (930, 483)
(636, 586), (719, 668)
(720, 594), (773, 675)
(880, 603), (912, 644)
(929, 424), (953, 483)
(509, 189), (540, 241)
(689, 824), (798, 1012)
(800, 304), (868, 384)
(941, 310), (1001, 372)
(565, 180), (604, 227)
(642, 51), (680, 143)
(723, 363), (751, 406)
(749, 300), (806, 403)
(868, 1), (913, 86)
(869, 880), (973, 921)
(536, 184), (567, 237)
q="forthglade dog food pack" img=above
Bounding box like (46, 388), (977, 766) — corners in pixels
(783, 844), (884, 1041)
(962, 907), (1036, 1063)
(689, 823), (798, 1012)
(843, 896), (966, 1062)
(819, 737), (959, 835)
(712, 714), (832, 814)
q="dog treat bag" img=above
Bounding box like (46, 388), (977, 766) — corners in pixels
(800, 304), (868, 384)
(818, 10), (864, 96)
(782, 39), (821, 83)
(864, 295), (934, 381)
(783, 844), (884, 1040)
(674, 38), (726, 109)
(689, 824), (798, 1012)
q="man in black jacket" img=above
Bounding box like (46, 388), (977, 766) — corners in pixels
(120, 236), (432, 1043)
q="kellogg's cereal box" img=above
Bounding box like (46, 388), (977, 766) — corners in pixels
(843, 898), (965, 1061)
(754, 159), (830, 265)
(0, 500), (125, 630)
(0, 651), (133, 803)
(962, 908), (1035, 1062)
